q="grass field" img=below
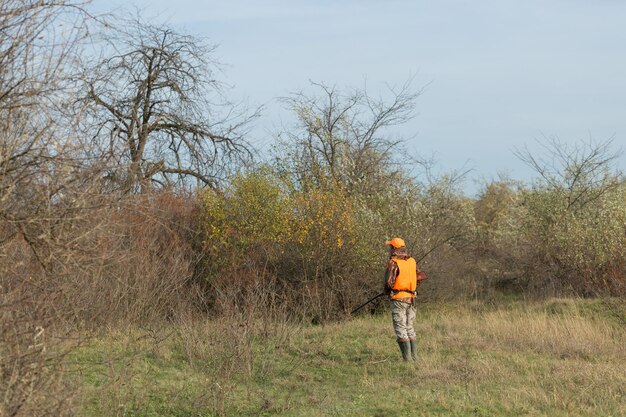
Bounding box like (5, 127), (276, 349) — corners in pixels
(72, 298), (626, 416)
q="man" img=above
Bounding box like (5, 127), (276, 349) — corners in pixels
(384, 237), (426, 361)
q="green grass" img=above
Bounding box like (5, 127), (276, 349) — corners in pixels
(72, 298), (626, 417)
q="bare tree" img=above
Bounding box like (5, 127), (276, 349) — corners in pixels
(0, 2), (102, 415)
(274, 80), (421, 196)
(1, 0), (89, 206)
(0, 0), (111, 274)
(515, 136), (623, 212)
(80, 19), (259, 192)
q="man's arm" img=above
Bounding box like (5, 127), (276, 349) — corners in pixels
(384, 259), (399, 294)
(416, 264), (426, 287)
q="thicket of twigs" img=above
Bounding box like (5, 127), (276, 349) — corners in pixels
(1, 1), (624, 415)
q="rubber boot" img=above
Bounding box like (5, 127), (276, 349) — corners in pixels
(397, 339), (411, 361)
(409, 339), (417, 361)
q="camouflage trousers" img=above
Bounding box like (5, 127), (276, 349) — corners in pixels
(391, 299), (416, 341)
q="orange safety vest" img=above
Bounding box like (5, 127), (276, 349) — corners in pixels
(390, 257), (417, 300)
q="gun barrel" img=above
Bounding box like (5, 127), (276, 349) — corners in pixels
(351, 292), (385, 314)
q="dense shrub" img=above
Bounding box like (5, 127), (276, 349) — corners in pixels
(195, 164), (480, 320)
(197, 169), (360, 320)
(520, 182), (626, 295)
(474, 179), (626, 297)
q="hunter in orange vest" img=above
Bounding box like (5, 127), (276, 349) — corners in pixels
(384, 237), (426, 361)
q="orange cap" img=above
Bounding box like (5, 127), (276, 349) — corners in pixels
(385, 237), (405, 248)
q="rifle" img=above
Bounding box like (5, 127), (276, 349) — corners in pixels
(351, 292), (386, 315)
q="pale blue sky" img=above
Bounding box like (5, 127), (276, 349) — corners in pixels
(93, 0), (626, 194)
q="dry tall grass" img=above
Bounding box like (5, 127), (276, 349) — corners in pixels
(0, 191), (203, 416)
(409, 299), (626, 415)
(73, 298), (626, 416)
(419, 299), (624, 359)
